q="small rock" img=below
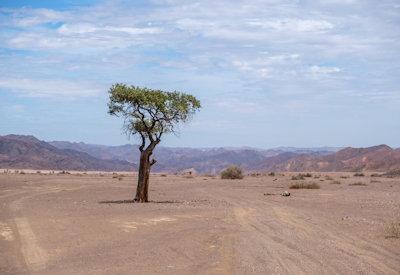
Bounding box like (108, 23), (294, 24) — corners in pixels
(281, 191), (290, 197)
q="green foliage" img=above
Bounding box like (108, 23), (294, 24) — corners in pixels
(221, 166), (244, 179)
(108, 84), (201, 148)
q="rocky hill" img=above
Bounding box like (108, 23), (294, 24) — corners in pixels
(49, 140), (336, 173)
(257, 145), (400, 172)
(0, 135), (134, 171)
(2, 134), (398, 173)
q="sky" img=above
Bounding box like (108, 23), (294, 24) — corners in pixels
(0, 0), (399, 148)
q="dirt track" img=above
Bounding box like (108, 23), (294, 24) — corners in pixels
(0, 172), (399, 274)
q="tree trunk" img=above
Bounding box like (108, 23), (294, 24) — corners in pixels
(134, 151), (152, 202)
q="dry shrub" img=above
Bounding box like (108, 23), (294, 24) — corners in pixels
(385, 221), (400, 238)
(370, 179), (381, 183)
(291, 174), (304, 180)
(349, 182), (367, 186)
(353, 172), (365, 177)
(221, 166), (244, 180)
(113, 174), (124, 181)
(268, 172), (275, 177)
(291, 173), (312, 180)
(382, 170), (400, 178)
(291, 175), (303, 180)
(325, 175), (334, 180)
(340, 175), (349, 179)
(59, 171), (70, 175)
(160, 174), (167, 177)
(330, 180), (341, 184)
(289, 182), (320, 189)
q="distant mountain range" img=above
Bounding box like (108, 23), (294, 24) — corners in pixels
(1, 134), (399, 173)
(0, 135), (132, 171)
(48, 140), (337, 173)
(256, 145), (400, 172)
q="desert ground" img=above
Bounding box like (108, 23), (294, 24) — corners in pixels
(0, 171), (399, 274)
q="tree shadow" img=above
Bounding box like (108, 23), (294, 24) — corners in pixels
(98, 199), (182, 204)
(150, 200), (182, 204)
(99, 199), (135, 204)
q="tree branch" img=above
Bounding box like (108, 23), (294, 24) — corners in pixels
(139, 132), (146, 152)
(145, 139), (160, 153)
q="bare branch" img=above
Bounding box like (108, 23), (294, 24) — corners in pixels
(139, 132), (146, 152)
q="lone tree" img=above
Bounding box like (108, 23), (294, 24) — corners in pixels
(108, 84), (201, 202)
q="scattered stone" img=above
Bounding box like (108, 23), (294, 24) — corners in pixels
(179, 168), (197, 177)
(281, 191), (290, 197)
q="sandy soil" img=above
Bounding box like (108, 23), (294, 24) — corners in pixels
(0, 172), (399, 274)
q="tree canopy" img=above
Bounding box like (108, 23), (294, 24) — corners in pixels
(108, 83), (201, 151)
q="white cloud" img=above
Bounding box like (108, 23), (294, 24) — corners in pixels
(214, 98), (263, 114)
(0, 0), (399, 102)
(309, 65), (341, 74)
(0, 78), (103, 98)
(9, 8), (65, 27)
(247, 19), (334, 32)
(8, 21), (162, 50)
(232, 60), (271, 78)
(232, 53), (300, 78)
(316, 0), (358, 4)
(57, 23), (160, 35)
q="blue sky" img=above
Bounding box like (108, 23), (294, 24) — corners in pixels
(0, 0), (399, 148)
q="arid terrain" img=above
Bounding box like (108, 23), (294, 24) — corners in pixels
(0, 171), (399, 274)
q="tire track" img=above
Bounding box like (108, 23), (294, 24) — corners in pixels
(14, 217), (48, 271)
(270, 205), (399, 274)
(204, 185), (399, 274)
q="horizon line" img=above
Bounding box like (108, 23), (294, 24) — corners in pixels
(1, 133), (398, 151)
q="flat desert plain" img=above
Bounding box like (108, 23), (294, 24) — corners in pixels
(0, 172), (399, 274)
